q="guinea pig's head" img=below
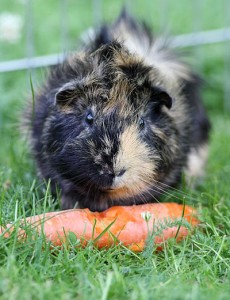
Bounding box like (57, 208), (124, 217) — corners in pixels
(46, 42), (180, 210)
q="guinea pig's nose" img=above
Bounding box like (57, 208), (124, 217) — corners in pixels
(107, 170), (115, 178)
(102, 167), (115, 179)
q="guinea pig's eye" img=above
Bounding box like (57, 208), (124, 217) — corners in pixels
(85, 112), (94, 125)
(139, 118), (145, 130)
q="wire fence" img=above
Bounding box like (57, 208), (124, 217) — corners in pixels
(0, 0), (230, 110)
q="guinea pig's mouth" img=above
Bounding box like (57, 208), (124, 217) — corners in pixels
(103, 186), (130, 196)
(97, 185), (125, 192)
(98, 187), (120, 192)
(106, 187), (122, 193)
(103, 183), (126, 193)
(97, 176), (126, 192)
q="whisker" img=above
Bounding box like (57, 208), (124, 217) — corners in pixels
(137, 171), (197, 202)
(152, 178), (194, 196)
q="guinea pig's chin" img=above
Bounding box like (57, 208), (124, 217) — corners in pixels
(104, 186), (130, 199)
(99, 178), (126, 193)
(103, 179), (150, 200)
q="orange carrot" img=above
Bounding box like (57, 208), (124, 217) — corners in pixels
(0, 203), (199, 252)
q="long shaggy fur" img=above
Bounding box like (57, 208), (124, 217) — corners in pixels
(29, 11), (210, 211)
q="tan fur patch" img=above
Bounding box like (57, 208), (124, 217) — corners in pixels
(106, 125), (158, 200)
(102, 80), (134, 117)
(150, 124), (167, 142)
(109, 19), (150, 60)
(185, 144), (209, 181)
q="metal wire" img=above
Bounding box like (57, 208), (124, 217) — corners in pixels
(1, 27), (230, 73)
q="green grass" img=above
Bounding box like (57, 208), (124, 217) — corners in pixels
(0, 1), (230, 299)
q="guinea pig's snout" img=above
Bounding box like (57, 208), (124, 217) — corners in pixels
(99, 166), (126, 179)
(100, 168), (114, 179)
(94, 135), (127, 189)
(97, 155), (126, 190)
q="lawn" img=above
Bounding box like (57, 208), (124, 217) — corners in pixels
(0, 1), (230, 299)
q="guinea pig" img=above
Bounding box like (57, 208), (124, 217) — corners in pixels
(29, 11), (210, 211)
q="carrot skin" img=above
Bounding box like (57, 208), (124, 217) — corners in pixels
(0, 203), (199, 252)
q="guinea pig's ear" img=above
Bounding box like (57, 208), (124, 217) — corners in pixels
(151, 87), (173, 110)
(55, 82), (76, 106)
